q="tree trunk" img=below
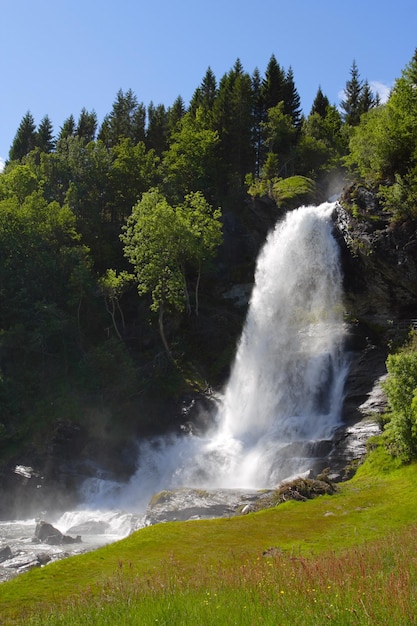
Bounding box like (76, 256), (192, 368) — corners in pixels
(158, 302), (174, 363)
(104, 296), (123, 341)
(181, 264), (191, 315)
(195, 264), (201, 316)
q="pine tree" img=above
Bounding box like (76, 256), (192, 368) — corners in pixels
(131, 103), (146, 145)
(37, 115), (55, 153)
(100, 88), (146, 147)
(213, 59), (255, 186)
(146, 103), (169, 155)
(340, 61), (363, 125)
(190, 67), (218, 116)
(76, 108), (97, 142)
(261, 55), (286, 111)
(9, 111), (37, 161)
(310, 87), (330, 117)
(359, 80), (377, 116)
(167, 96), (186, 136)
(251, 67), (264, 177)
(283, 67), (303, 128)
(403, 47), (417, 84)
(58, 115), (76, 141)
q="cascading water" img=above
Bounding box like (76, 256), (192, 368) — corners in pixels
(84, 201), (349, 509)
(209, 201), (348, 487)
(1, 202), (350, 581)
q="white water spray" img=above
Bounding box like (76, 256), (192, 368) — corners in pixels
(83, 202), (348, 510)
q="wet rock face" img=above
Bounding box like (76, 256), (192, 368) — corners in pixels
(334, 197), (417, 322)
(325, 194), (417, 475)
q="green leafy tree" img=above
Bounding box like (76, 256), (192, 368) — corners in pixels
(98, 269), (134, 340)
(161, 109), (219, 201)
(121, 188), (222, 360)
(347, 49), (417, 219)
(261, 102), (298, 177)
(177, 191), (222, 315)
(62, 137), (115, 269)
(121, 189), (186, 360)
(108, 138), (159, 223)
(0, 190), (93, 434)
(0, 162), (38, 202)
(383, 346), (417, 461)
(297, 104), (345, 178)
(345, 105), (390, 184)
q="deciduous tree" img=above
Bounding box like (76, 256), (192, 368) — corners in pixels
(121, 188), (222, 359)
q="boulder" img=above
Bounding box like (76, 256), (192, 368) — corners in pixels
(34, 521), (63, 544)
(0, 545), (12, 563)
(34, 521), (81, 545)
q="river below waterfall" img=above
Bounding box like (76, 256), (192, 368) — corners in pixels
(1, 202), (355, 582)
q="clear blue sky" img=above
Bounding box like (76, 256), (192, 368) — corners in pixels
(0, 0), (416, 168)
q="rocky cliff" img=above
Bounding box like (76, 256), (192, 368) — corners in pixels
(323, 187), (417, 476)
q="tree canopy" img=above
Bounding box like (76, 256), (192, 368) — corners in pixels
(120, 189), (222, 358)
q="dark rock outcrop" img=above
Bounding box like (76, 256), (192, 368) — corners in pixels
(34, 521), (81, 546)
(334, 193), (417, 324)
(322, 191), (417, 475)
(0, 545), (12, 563)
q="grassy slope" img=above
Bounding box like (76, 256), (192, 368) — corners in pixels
(1, 454), (417, 624)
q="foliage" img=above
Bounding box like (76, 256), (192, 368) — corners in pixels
(161, 109), (219, 201)
(121, 188), (222, 357)
(382, 337), (417, 461)
(8, 111), (37, 161)
(261, 102), (298, 177)
(297, 104), (346, 177)
(212, 59), (255, 187)
(98, 88), (146, 147)
(346, 49), (417, 220)
(97, 269), (134, 340)
(246, 173), (316, 208)
(0, 186), (95, 439)
(340, 60), (379, 126)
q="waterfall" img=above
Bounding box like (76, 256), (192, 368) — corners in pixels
(210, 201), (348, 487)
(84, 202), (349, 509)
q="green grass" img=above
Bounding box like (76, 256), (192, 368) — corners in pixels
(1, 454), (417, 625)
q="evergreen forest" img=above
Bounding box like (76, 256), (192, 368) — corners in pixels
(1, 50), (417, 469)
